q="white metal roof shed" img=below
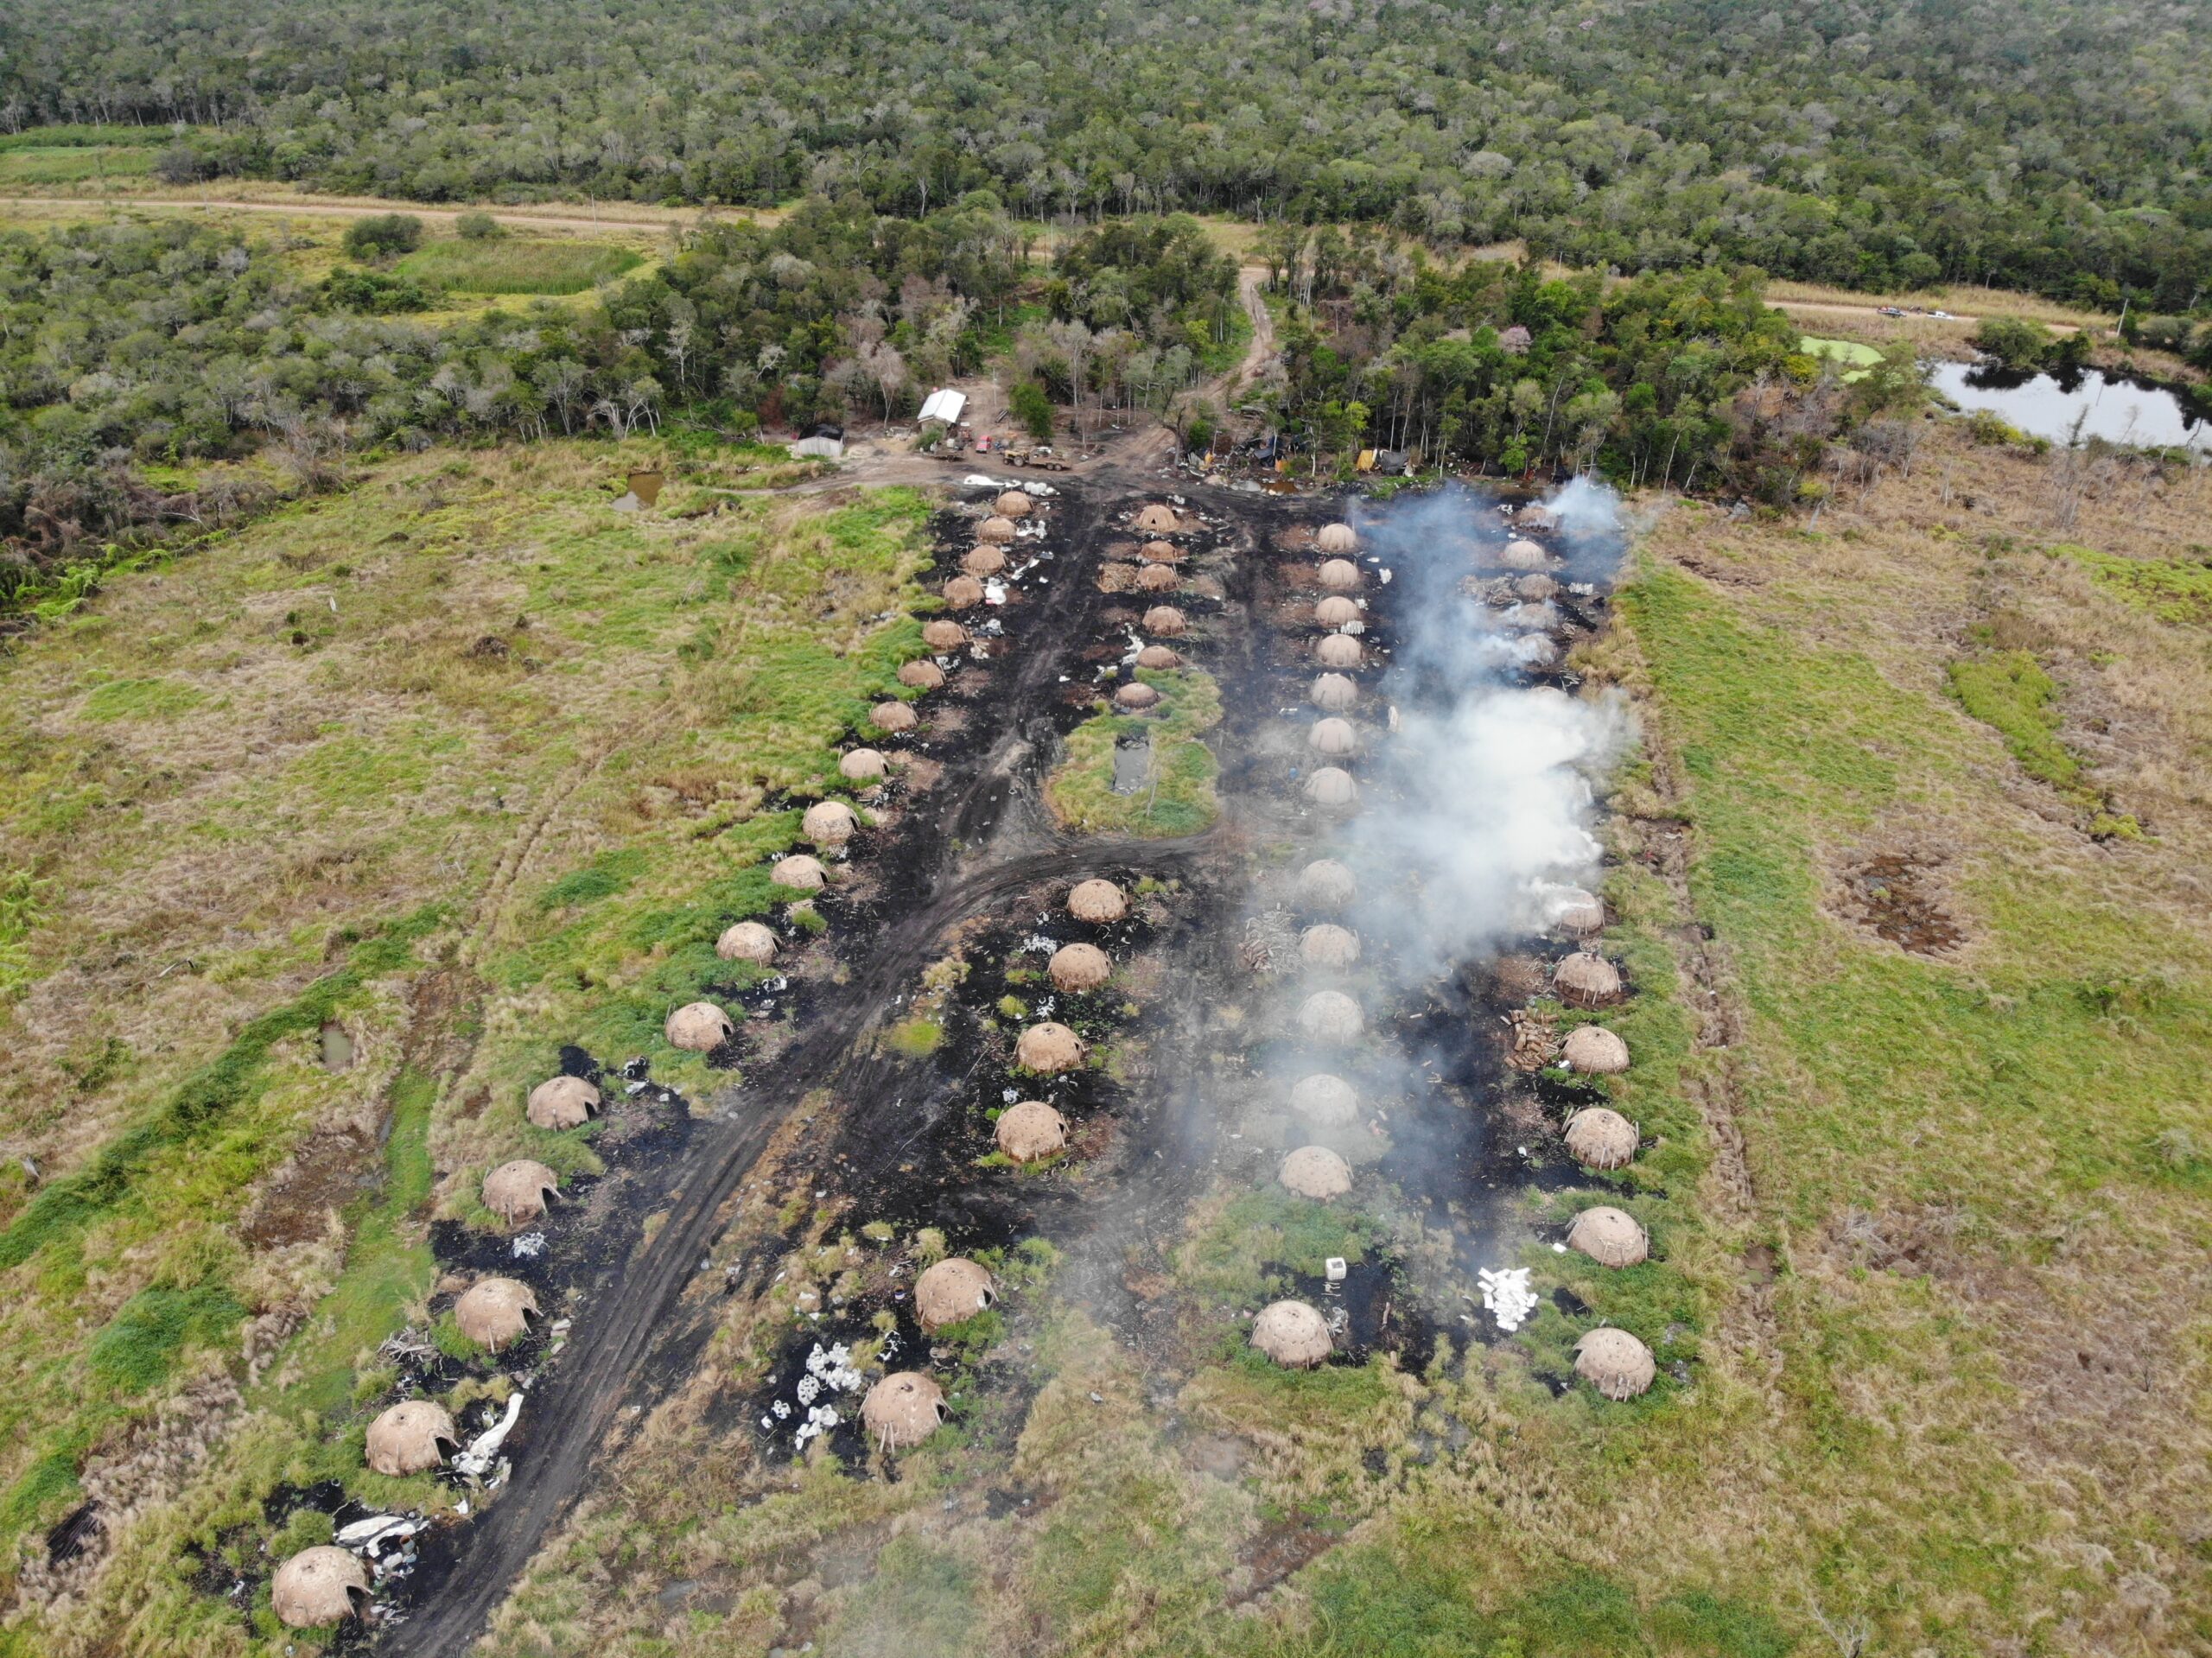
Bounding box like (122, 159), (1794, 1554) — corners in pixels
(918, 388), (967, 425)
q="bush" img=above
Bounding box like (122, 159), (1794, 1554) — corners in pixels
(1009, 379), (1053, 442)
(341, 213), (424, 260)
(319, 267), (432, 314)
(1967, 410), (2041, 450)
(1970, 314), (2051, 371)
(455, 211), (503, 240)
(151, 144), (206, 186)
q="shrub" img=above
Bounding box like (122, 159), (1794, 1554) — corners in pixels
(151, 145), (206, 186)
(319, 267), (432, 314)
(1969, 314), (2051, 371)
(455, 211), (502, 240)
(341, 213), (424, 259)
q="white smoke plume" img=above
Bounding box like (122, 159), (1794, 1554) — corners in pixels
(1336, 482), (1632, 978)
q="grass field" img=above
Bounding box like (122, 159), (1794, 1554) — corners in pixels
(1576, 426), (2212, 1655)
(0, 145), (157, 186)
(0, 440), (947, 1650)
(0, 126), (164, 187)
(463, 423), (2212, 1658)
(396, 236), (646, 295)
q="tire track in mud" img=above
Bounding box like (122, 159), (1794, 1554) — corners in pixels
(382, 473), (1214, 1655)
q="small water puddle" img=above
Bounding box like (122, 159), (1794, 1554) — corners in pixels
(1929, 361), (2210, 454)
(319, 1020), (354, 1070)
(1110, 731), (1153, 794)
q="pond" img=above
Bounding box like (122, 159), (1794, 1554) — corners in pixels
(1929, 360), (2211, 455)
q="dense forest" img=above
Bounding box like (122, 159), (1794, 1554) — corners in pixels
(5, 0), (2210, 308)
(1, 193), (1916, 613)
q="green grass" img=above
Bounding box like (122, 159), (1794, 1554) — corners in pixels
(539, 845), (650, 910)
(0, 124), (168, 153)
(0, 909), (440, 1556)
(1797, 335), (1882, 367)
(396, 238), (645, 295)
(0, 443), (935, 1647)
(79, 676), (207, 721)
(1227, 1553), (1791, 1658)
(1945, 647), (2139, 835)
(0, 907), (440, 1274)
(0, 147), (155, 184)
(86, 1281), (250, 1394)
(1602, 557), (2212, 1644)
(0, 869), (39, 1000)
(268, 1064), (438, 1422)
(1177, 1186), (1382, 1304)
(885, 1016), (944, 1057)
(1045, 666), (1223, 835)
(2055, 541), (2212, 626)
(1796, 334), (1882, 382)
(0, 126), (164, 184)
(1628, 564), (2203, 1210)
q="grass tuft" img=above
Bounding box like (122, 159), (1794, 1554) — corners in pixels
(1044, 666), (1222, 836)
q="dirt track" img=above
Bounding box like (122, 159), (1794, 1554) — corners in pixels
(381, 460), (1216, 1655)
(0, 194), (693, 237)
(1229, 266), (1280, 398)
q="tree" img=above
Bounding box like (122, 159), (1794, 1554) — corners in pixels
(1009, 379), (1053, 443)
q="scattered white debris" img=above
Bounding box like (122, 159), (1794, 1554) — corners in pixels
(336, 1515), (423, 1560)
(805, 1342), (864, 1392)
(454, 1391), (525, 1478)
(510, 1231), (548, 1260)
(1478, 1267), (1539, 1332)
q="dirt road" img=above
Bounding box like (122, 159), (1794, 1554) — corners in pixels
(1771, 298), (1985, 327)
(0, 194), (700, 237)
(1226, 265), (1279, 401)
(1769, 297), (2095, 340)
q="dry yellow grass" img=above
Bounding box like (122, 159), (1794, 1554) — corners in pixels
(1766, 277), (2113, 331)
(0, 179), (739, 235)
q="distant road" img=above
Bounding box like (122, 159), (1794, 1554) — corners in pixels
(0, 194), (709, 235)
(1770, 298), (2094, 338)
